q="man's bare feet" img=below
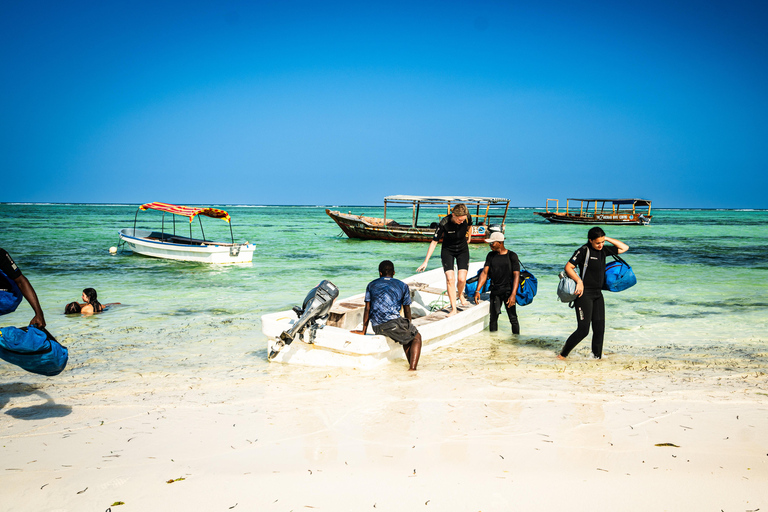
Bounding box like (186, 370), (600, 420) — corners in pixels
(447, 309), (458, 317)
(556, 354), (566, 360)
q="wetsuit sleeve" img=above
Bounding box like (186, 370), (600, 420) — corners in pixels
(432, 217), (448, 242)
(569, 246), (586, 268)
(604, 245), (620, 257)
(0, 249), (22, 280)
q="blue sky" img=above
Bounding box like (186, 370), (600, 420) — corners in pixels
(2, 0), (766, 208)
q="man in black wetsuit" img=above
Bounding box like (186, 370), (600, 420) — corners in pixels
(417, 204), (472, 316)
(473, 232), (521, 334)
(0, 248), (46, 328)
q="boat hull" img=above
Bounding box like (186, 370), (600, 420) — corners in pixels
(534, 212), (651, 226)
(261, 264), (490, 369)
(326, 209), (492, 243)
(118, 229), (255, 264)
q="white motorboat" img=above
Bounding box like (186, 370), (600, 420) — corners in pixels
(118, 202), (255, 264)
(261, 262), (490, 369)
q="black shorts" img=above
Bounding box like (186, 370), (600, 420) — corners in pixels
(372, 317), (419, 345)
(441, 248), (470, 272)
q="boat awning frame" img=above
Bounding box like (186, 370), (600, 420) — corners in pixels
(384, 195), (509, 204)
(139, 202), (231, 223)
(568, 198), (652, 207)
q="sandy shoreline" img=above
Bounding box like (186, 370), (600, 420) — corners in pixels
(2, 354), (767, 512)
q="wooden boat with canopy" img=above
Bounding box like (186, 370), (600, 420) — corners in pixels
(326, 195), (510, 243)
(533, 198), (652, 225)
(118, 202), (255, 263)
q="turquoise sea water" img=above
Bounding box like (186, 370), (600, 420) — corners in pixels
(1, 204), (767, 390)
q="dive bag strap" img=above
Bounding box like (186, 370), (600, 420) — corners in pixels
(608, 252), (630, 266)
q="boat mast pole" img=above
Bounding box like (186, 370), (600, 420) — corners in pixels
(133, 208), (139, 237)
(383, 199), (387, 226)
(413, 201), (419, 227)
(502, 201), (509, 229)
(162, 213), (165, 242)
(198, 215), (206, 241)
(229, 220), (235, 244)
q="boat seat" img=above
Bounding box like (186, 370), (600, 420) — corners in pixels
(408, 283), (446, 296)
(412, 302), (477, 327)
(327, 297), (367, 329)
(329, 298), (366, 314)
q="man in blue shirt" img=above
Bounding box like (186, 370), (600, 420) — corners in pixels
(353, 260), (422, 370)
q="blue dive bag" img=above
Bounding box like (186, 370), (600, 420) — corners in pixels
(0, 326), (68, 376)
(464, 268), (491, 297)
(465, 261), (538, 306)
(0, 269), (23, 316)
(516, 267), (538, 306)
(603, 254), (637, 292)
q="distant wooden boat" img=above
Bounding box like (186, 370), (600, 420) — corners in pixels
(534, 198), (652, 225)
(327, 195), (510, 243)
(261, 262), (490, 369)
(118, 202), (255, 264)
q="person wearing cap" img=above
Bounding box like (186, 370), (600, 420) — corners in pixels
(416, 203), (472, 316)
(473, 232), (521, 334)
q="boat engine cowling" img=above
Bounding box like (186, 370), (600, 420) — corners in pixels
(270, 280), (339, 359)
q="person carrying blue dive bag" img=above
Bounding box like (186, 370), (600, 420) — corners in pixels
(473, 232), (521, 335)
(557, 228), (629, 360)
(0, 247), (67, 375)
(0, 248), (46, 327)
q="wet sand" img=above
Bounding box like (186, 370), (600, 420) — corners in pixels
(2, 347), (767, 512)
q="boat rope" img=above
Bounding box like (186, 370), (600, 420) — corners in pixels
(427, 291), (449, 312)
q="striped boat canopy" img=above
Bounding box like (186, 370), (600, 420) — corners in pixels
(139, 202), (231, 223)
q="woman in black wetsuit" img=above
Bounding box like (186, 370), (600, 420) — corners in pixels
(557, 227), (629, 360)
(416, 203), (472, 316)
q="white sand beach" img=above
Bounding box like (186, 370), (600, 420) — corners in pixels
(2, 340), (767, 512)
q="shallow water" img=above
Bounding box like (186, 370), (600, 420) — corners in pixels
(1, 204), (767, 399)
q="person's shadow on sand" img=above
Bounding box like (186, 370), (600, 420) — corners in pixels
(0, 383), (72, 419)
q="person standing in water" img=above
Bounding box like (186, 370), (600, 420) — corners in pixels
(473, 232), (521, 334)
(416, 204), (472, 316)
(557, 227), (628, 360)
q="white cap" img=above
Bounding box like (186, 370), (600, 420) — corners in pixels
(484, 232), (505, 243)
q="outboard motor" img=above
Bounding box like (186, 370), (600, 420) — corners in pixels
(269, 280), (339, 359)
